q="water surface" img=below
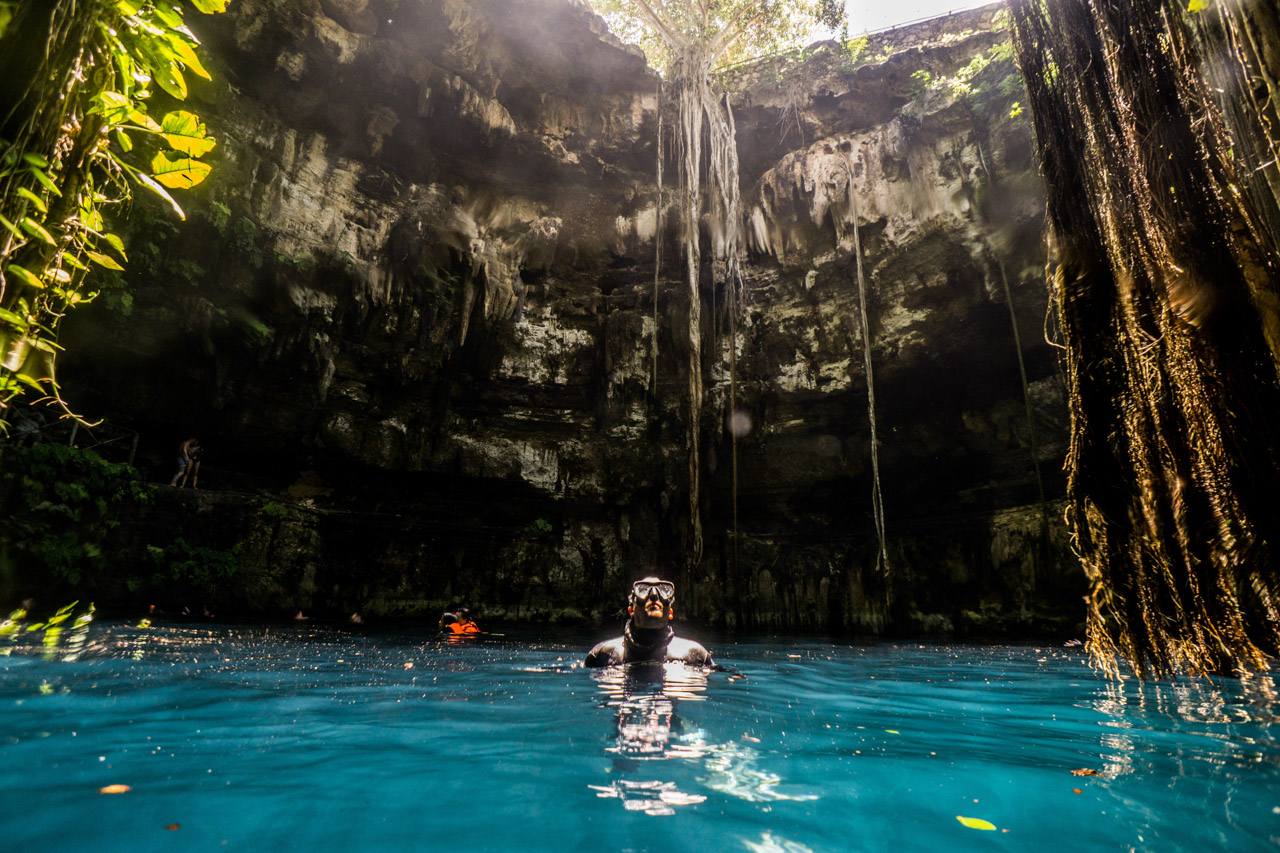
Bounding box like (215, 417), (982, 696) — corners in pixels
(1, 622), (1277, 851)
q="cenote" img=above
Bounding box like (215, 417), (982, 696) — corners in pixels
(2, 623), (1278, 852)
(5, 0), (1280, 849)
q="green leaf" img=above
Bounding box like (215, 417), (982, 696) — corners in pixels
(168, 35), (212, 81)
(151, 60), (188, 100)
(132, 171), (187, 219)
(85, 251), (125, 271)
(61, 254), (89, 272)
(956, 816), (997, 831)
(115, 0), (143, 14)
(102, 233), (128, 259)
(160, 110), (216, 157)
(150, 151), (212, 189)
(1188, 0), (1210, 10)
(151, 4), (183, 29)
(15, 186), (47, 213)
(191, 0), (229, 13)
(20, 218), (56, 246)
(0, 307), (28, 331)
(27, 166), (63, 196)
(22, 152), (49, 169)
(0, 214), (22, 239)
(14, 372), (46, 392)
(129, 108), (161, 132)
(115, 129), (133, 153)
(5, 264), (45, 290)
(91, 91), (132, 121)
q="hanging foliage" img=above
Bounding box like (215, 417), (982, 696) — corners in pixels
(592, 0), (844, 566)
(1008, 0), (1280, 677)
(0, 0), (225, 418)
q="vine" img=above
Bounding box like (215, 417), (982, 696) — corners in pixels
(0, 0), (225, 420)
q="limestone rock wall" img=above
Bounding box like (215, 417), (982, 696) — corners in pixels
(53, 0), (1085, 634)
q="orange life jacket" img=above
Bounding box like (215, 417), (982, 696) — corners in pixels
(449, 621), (481, 634)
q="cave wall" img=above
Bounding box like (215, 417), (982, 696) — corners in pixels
(48, 0), (1085, 634)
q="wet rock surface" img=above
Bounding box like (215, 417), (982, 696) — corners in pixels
(51, 0), (1084, 634)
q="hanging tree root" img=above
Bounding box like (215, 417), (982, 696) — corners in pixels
(1010, 0), (1280, 678)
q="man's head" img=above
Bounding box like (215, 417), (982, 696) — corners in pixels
(628, 576), (675, 628)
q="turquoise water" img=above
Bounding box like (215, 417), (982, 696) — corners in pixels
(1, 622), (1278, 852)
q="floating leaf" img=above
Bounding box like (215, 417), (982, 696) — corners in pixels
(956, 816), (997, 831)
(165, 823), (180, 831)
(1070, 768), (1100, 777)
(160, 110), (216, 157)
(99, 784), (131, 795)
(5, 264), (45, 290)
(150, 151), (212, 189)
(1072, 788), (1083, 794)
(85, 251), (125, 271)
(1188, 0), (1210, 10)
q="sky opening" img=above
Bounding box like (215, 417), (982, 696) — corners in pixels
(844, 0), (997, 34)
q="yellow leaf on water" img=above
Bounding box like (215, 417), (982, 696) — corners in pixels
(99, 784), (131, 794)
(956, 816), (997, 831)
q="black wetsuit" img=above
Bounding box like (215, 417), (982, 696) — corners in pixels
(584, 622), (713, 667)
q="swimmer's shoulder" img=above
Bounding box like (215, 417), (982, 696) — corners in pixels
(585, 637), (625, 667)
(666, 636), (713, 667)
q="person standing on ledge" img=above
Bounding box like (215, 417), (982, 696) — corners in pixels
(169, 437), (201, 488)
(585, 577), (713, 667)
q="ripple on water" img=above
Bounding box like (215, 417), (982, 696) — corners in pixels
(2, 626), (1279, 852)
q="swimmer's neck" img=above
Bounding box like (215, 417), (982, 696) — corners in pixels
(623, 621), (673, 656)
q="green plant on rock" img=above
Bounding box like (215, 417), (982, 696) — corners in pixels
(136, 537), (238, 595)
(0, 0), (226, 419)
(0, 443), (143, 586)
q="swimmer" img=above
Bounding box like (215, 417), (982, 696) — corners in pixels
(585, 576), (713, 667)
(441, 607), (482, 635)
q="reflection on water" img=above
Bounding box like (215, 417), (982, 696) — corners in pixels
(589, 662), (817, 817)
(741, 831), (815, 853)
(589, 662), (711, 814)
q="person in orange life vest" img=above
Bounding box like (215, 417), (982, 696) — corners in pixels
(440, 608), (482, 635)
